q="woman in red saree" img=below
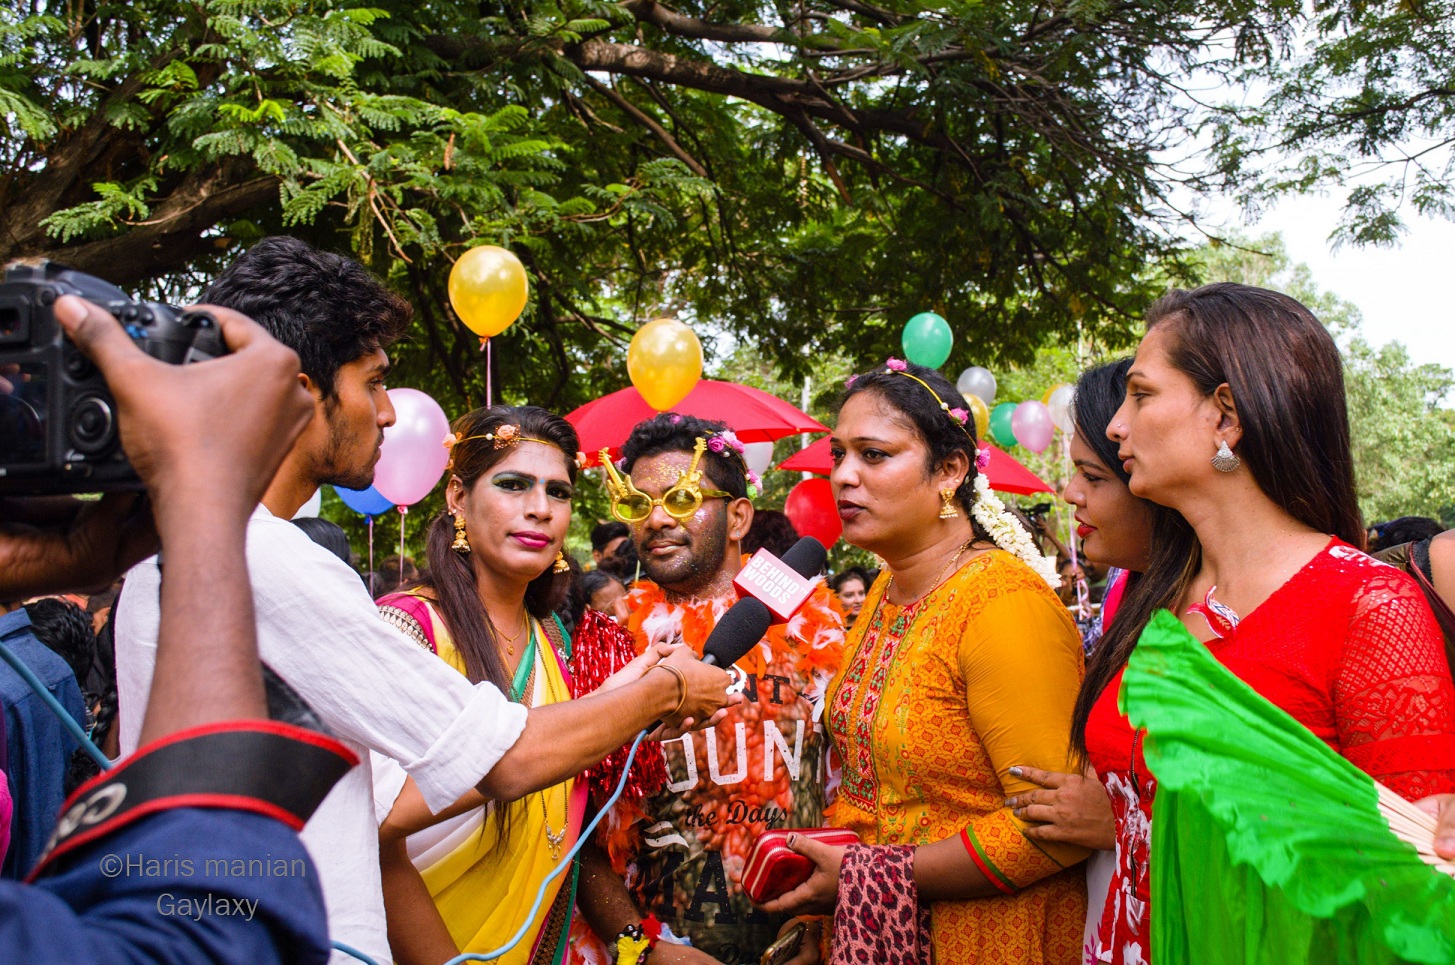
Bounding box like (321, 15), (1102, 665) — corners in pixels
(1031, 283), (1455, 965)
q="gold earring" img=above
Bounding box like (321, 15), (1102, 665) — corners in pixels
(552, 551), (570, 574)
(451, 513), (471, 554)
(939, 488), (960, 519)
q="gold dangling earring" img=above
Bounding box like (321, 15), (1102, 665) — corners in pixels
(939, 487), (960, 519)
(552, 550), (569, 574)
(451, 513), (471, 554)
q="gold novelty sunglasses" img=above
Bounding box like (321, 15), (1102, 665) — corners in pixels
(600, 437), (732, 523)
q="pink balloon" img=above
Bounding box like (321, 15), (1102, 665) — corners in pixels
(1011, 400), (1055, 454)
(373, 388), (452, 506)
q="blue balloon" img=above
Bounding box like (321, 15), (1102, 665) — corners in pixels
(335, 484), (394, 517)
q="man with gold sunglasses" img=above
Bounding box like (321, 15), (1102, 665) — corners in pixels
(576, 414), (846, 965)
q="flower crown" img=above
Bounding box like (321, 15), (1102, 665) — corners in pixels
(873, 358), (992, 467)
(705, 429), (761, 499)
(442, 425), (587, 473)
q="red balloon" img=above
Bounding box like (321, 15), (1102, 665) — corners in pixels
(783, 478), (842, 549)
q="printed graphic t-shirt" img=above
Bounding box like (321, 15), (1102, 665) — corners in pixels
(624, 580), (844, 964)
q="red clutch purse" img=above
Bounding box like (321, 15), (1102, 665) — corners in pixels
(742, 828), (860, 904)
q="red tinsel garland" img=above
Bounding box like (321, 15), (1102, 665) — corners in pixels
(569, 608), (669, 806)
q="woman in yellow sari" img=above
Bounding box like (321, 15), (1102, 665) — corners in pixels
(374, 404), (641, 965)
(760, 360), (1088, 964)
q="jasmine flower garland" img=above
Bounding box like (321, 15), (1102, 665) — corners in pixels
(971, 473), (1061, 588)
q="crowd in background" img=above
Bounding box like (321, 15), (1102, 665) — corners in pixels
(3, 239), (1455, 965)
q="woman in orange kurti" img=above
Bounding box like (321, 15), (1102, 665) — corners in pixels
(761, 359), (1088, 964)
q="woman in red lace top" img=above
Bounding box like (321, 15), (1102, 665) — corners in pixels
(1069, 283), (1455, 965)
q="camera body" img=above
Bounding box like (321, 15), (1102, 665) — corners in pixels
(0, 261), (225, 496)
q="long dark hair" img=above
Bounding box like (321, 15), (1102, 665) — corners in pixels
(1068, 359), (1194, 756)
(415, 405), (578, 692)
(1071, 284), (1364, 756)
(838, 360), (988, 539)
(1151, 283), (1364, 547)
(1073, 359), (1135, 487)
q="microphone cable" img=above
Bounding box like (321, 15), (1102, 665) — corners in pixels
(331, 728), (650, 965)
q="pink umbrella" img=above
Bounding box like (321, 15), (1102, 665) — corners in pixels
(567, 381), (827, 464)
(778, 437), (1055, 496)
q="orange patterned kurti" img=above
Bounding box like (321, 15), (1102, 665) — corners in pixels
(825, 550), (1089, 964)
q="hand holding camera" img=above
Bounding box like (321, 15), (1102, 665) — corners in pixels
(0, 265), (312, 599)
(51, 294), (312, 535)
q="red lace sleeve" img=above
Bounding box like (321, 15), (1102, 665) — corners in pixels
(1333, 569), (1455, 799)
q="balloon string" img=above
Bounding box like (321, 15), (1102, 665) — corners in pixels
(485, 337), (493, 409)
(1061, 432), (1090, 618)
(397, 505), (407, 570)
(367, 515), (375, 592)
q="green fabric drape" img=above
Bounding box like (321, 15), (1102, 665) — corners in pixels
(1121, 610), (1455, 965)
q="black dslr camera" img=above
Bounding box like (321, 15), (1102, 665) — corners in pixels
(0, 261), (226, 496)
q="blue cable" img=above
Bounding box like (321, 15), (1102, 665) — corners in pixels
(3, 622), (645, 965)
(0, 640), (111, 770)
(332, 729), (649, 965)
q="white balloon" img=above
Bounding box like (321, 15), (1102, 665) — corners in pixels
(742, 441), (775, 477)
(1047, 384), (1076, 434)
(956, 366), (997, 405)
(293, 489), (323, 519)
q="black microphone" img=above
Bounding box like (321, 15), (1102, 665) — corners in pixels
(647, 537), (827, 732)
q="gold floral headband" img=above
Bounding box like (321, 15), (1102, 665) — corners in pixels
(442, 424), (588, 472)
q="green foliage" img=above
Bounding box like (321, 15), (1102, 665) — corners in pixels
(1210, 0), (1455, 245)
(3, 0), (1323, 562)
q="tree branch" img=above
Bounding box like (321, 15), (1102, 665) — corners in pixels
(581, 75), (709, 177)
(10, 165), (280, 288)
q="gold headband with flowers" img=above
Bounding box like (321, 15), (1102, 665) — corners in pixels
(441, 424), (588, 473)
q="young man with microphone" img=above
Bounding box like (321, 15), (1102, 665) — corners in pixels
(575, 415), (846, 965)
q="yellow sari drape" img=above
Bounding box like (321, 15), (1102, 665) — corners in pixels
(405, 602), (582, 964)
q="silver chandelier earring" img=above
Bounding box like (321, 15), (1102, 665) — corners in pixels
(1212, 439), (1241, 473)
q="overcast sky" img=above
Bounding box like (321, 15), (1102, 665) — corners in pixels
(1218, 191), (1455, 374)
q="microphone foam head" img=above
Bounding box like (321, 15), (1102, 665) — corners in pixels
(782, 536), (828, 577)
(702, 597), (773, 668)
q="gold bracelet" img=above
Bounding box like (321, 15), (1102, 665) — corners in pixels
(651, 663), (689, 718)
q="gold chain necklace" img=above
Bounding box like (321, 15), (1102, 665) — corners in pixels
(535, 630), (567, 860)
(491, 607), (528, 656)
(884, 537), (976, 608)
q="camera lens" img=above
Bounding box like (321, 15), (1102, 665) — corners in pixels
(70, 395), (115, 454)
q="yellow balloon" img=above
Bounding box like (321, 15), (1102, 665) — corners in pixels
(628, 318), (703, 411)
(1042, 382), (1070, 407)
(967, 394), (990, 440)
(448, 245), (528, 338)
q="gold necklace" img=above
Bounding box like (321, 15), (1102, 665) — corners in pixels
(886, 537), (975, 607)
(535, 646), (567, 859)
(492, 608), (528, 656)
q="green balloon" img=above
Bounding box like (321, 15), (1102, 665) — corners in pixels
(901, 311), (953, 368)
(990, 402), (1018, 448)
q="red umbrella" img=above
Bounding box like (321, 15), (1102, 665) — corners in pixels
(567, 381), (828, 464)
(778, 437), (1055, 496)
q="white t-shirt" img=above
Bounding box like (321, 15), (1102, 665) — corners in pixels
(116, 504), (529, 964)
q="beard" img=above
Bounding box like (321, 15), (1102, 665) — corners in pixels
(637, 516), (731, 595)
(316, 404), (380, 492)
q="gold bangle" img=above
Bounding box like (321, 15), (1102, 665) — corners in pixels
(652, 663), (689, 718)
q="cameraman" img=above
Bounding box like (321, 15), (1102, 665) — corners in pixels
(0, 294), (353, 963)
